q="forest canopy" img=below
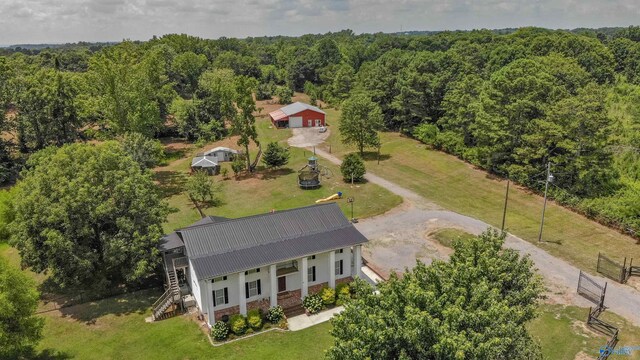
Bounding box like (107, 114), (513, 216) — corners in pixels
(2, 27), (640, 235)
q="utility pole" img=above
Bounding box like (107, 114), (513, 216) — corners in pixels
(501, 179), (510, 233)
(347, 197), (355, 223)
(538, 162), (553, 242)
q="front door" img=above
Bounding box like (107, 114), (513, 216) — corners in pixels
(315, 119), (322, 127)
(277, 276), (287, 293)
(307, 119), (313, 127)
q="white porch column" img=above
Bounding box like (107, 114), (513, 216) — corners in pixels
(354, 245), (363, 278)
(329, 250), (336, 288)
(301, 257), (308, 298)
(238, 271), (247, 315)
(205, 279), (215, 326)
(270, 264), (277, 307)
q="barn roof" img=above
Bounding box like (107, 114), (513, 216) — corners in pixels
(179, 203), (367, 280)
(191, 156), (218, 168)
(269, 101), (325, 121)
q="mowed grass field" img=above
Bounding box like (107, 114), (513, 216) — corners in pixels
(158, 114), (402, 232)
(31, 286), (640, 360)
(36, 289), (333, 360)
(320, 107), (640, 274)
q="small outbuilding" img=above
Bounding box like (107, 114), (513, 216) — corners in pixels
(191, 155), (219, 175)
(203, 147), (239, 163)
(269, 102), (326, 129)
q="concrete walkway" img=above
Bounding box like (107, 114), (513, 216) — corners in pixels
(308, 147), (640, 326)
(288, 306), (344, 331)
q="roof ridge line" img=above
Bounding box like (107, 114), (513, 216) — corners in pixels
(175, 202), (339, 232)
(187, 222), (356, 260)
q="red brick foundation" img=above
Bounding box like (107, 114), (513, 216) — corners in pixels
(213, 305), (239, 322)
(247, 298), (270, 313)
(336, 276), (353, 285)
(277, 290), (302, 309)
(308, 282), (329, 295)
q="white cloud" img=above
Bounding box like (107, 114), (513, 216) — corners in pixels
(0, 0), (637, 44)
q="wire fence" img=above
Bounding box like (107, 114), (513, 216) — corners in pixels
(36, 277), (162, 314)
(577, 270), (606, 306)
(577, 269), (620, 360)
(597, 253), (627, 283)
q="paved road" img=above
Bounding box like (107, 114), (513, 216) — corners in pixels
(311, 147), (640, 326)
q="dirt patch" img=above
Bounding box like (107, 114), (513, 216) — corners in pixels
(573, 351), (595, 360)
(288, 128), (331, 148)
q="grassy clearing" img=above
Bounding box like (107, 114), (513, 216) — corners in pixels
(431, 228), (475, 248)
(320, 108), (640, 274)
(33, 288), (640, 360)
(529, 304), (640, 360)
(159, 116), (402, 232)
(37, 289), (333, 360)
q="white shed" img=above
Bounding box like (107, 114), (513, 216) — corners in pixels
(203, 147), (240, 163)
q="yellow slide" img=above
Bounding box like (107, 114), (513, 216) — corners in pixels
(315, 192), (343, 203)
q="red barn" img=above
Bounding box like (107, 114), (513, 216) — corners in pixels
(269, 102), (326, 129)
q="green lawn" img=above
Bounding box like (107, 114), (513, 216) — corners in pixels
(320, 108), (640, 274)
(37, 289), (333, 360)
(431, 228), (475, 248)
(529, 304), (640, 360)
(33, 288), (640, 360)
(160, 117), (402, 232)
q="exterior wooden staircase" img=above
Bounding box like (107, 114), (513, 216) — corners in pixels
(152, 269), (181, 321)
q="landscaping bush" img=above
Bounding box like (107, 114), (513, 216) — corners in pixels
(231, 155), (247, 176)
(229, 314), (247, 335)
(266, 305), (285, 324)
(336, 283), (351, 306)
(340, 153), (366, 183)
(320, 287), (336, 306)
(211, 321), (229, 341)
(247, 309), (263, 330)
(302, 293), (323, 314)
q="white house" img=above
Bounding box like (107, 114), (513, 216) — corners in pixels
(156, 203), (366, 325)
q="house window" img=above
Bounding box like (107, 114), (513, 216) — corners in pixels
(245, 279), (262, 298)
(213, 288), (229, 306)
(334, 260), (344, 276)
(212, 276), (227, 283)
(308, 266), (316, 282)
(307, 255), (316, 260)
(245, 268), (260, 275)
(335, 249), (343, 254)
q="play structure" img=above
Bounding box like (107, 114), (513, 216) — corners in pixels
(298, 155), (332, 189)
(315, 192), (343, 203)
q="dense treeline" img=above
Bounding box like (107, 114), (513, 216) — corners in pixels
(1, 27), (640, 235)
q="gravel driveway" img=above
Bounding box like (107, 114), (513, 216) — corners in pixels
(308, 147), (640, 326)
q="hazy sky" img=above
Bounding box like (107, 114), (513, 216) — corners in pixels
(1, 0), (639, 44)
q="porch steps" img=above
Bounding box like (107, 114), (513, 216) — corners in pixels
(284, 304), (305, 318)
(151, 269), (181, 321)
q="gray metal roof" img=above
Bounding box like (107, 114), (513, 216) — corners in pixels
(190, 227), (367, 280)
(159, 216), (230, 252)
(280, 101), (326, 116)
(191, 156), (218, 167)
(180, 203), (367, 280)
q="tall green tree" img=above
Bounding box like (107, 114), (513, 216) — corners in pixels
(328, 230), (544, 360)
(186, 170), (220, 218)
(14, 67), (81, 152)
(87, 42), (170, 136)
(121, 132), (164, 170)
(195, 68), (237, 139)
(0, 258), (44, 359)
(10, 143), (168, 289)
(232, 76), (259, 171)
(339, 94), (383, 154)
